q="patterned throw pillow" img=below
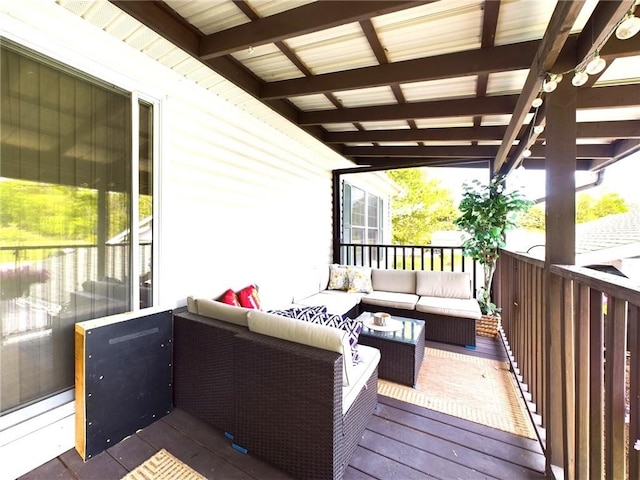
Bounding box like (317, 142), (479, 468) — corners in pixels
(219, 288), (241, 306)
(268, 305), (327, 320)
(306, 313), (363, 364)
(346, 266), (373, 293)
(237, 284), (262, 309)
(327, 264), (349, 290)
(266, 306), (362, 364)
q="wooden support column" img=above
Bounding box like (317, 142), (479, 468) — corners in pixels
(544, 64), (577, 476)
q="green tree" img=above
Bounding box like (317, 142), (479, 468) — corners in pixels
(518, 204), (545, 230)
(578, 192), (629, 223)
(387, 168), (457, 245)
(518, 192), (629, 230)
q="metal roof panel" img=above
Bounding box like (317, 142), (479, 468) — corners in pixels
(289, 94), (336, 111)
(373, 1), (483, 62)
(286, 23), (378, 75)
(333, 86), (397, 108)
(401, 76), (478, 102)
(166, 0), (248, 35)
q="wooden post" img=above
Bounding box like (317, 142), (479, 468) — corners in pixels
(544, 61), (577, 476)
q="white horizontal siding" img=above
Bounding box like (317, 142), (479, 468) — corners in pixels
(1, 0), (358, 310)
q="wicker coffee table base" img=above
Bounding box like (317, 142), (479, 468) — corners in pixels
(358, 318), (425, 387)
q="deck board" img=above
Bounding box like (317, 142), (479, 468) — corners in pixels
(20, 335), (546, 480)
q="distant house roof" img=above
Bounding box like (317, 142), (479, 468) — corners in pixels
(575, 208), (640, 265)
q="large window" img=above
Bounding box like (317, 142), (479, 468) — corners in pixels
(342, 183), (384, 264)
(0, 42), (154, 417)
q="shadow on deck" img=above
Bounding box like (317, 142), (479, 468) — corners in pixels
(20, 336), (546, 479)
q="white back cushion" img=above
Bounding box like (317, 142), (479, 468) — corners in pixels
(193, 297), (250, 327)
(372, 269), (416, 293)
(416, 271), (472, 299)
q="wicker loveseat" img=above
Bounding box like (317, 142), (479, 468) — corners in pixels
(298, 266), (482, 347)
(173, 299), (380, 480)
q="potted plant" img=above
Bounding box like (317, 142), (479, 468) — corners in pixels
(454, 174), (532, 335)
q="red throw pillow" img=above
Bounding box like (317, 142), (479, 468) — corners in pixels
(220, 288), (240, 307)
(237, 284), (261, 310)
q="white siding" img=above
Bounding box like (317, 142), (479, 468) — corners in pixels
(0, 4), (403, 474)
(0, 0), (362, 311)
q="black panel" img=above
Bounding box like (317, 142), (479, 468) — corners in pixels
(83, 310), (173, 459)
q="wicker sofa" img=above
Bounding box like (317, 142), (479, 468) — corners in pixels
(359, 269), (482, 347)
(173, 299), (380, 480)
(295, 266), (482, 347)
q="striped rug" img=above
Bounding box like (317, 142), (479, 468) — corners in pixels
(378, 347), (537, 439)
(122, 449), (206, 480)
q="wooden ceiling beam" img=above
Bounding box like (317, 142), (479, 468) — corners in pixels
(325, 126), (509, 143)
(324, 120), (640, 143)
(577, 84), (640, 109)
(110, 1), (200, 53)
(300, 95), (519, 125)
(492, 0), (586, 174)
(613, 138), (640, 159)
(350, 157), (492, 168)
(344, 144), (613, 159)
(521, 159), (595, 171)
(577, 120), (640, 139)
(498, 0), (636, 175)
(576, 0), (636, 61)
(300, 84), (634, 125)
(600, 32), (640, 57)
(199, 1), (423, 60)
(261, 40), (539, 99)
(109, 0), (331, 145)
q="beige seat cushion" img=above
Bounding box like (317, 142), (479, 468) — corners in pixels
(415, 296), (482, 319)
(342, 345), (380, 414)
(361, 291), (418, 310)
(296, 291), (361, 315)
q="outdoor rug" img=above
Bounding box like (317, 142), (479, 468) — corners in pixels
(121, 448), (206, 480)
(378, 347), (537, 439)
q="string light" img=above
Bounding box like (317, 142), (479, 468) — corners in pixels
(616, 11), (640, 39)
(572, 69), (589, 87)
(517, 6), (638, 165)
(585, 52), (606, 75)
(542, 73), (562, 93)
(542, 6), (638, 91)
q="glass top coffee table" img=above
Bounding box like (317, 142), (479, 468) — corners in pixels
(355, 311), (425, 387)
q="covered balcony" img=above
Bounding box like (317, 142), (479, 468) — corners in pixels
(2, 1), (640, 479)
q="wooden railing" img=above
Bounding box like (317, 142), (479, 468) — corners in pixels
(338, 243), (479, 295)
(498, 250), (639, 479)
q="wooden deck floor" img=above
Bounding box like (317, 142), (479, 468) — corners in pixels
(20, 336), (547, 480)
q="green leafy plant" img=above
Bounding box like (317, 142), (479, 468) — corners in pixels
(454, 174), (532, 316)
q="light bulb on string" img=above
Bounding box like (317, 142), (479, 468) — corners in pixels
(533, 125), (544, 134)
(585, 52), (606, 75)
(616, 13), (640, 40)
(572, 70), (589, 87)
(532, 97), (543, 108)
(542, 73), (562, 93)
(522, 148), (532, 158)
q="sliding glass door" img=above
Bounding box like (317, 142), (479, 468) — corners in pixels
(0, 41), (154, 417)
